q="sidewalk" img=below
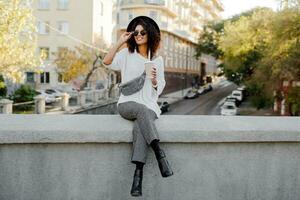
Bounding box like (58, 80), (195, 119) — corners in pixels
(159, 87), (192, 104)
(238, 101), (277, 116)
(159, 76), (225, 104)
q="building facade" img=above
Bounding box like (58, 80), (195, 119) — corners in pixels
(18, 0), (222, 95)
(24, 0), (116, 91)
(115, 0), (223, 93)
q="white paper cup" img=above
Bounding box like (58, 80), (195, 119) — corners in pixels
(145, 61), (155, 79)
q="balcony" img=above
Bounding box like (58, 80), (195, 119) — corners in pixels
(179, 0), (191, 8)
(191, 7), (203, 17)
(212, 0), (224, 11)
(200, 1), (212, 11)
(191, 18), (203, 32)
(120, 1), (177, 18)
(1, 115), (300, 199)
(144, 0), (165, 5)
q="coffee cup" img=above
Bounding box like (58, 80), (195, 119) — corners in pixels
(145, 61), (155, 79)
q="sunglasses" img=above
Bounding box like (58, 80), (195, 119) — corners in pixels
(133, 30), (147, 36)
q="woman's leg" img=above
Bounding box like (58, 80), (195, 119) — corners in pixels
(118, 101), (159, 147)
(118, 102), (156, 197)
(130, 161), (144, 196)
(131, 120), (148, 164)
(118, 102), (173, 181)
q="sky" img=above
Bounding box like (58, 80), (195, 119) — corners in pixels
(221, 0), (279, 18)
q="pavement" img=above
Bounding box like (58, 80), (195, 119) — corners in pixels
(158, 87), (192, 104)
(158, 76), (225, 105)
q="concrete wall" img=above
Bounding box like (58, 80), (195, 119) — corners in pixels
(1, 115), (300, 200)
(73, 101), (118, 115)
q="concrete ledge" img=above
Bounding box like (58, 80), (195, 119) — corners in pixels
(1, 115), (300, 144)
(1, 115), (300, 200)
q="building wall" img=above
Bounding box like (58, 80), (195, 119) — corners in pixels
(17, 0), (222, 94)
(26, 0), (116, 91)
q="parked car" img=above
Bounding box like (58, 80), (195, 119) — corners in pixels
(184, 89), (199, 99)
(197, 87), (206, 95)
(225, 95), (239, 107)
(237, 86), (248, 99)
(232, 90), (243, 102)
(44, 89), (63, 98)
(203, 84), (213, 92)
(56, 87), (78, 98)
(35, 90), (57, 104)
(158, 101), (170, 113)
(221, 102), (238, 116)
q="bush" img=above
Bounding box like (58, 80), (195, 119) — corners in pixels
(11, 85), (38, 103)
(246, 82), (272, 110)
(0, 75), (7, 98)
(286, 87), (300, 116)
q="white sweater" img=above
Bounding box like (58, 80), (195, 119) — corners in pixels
(104, 48), (166, 118)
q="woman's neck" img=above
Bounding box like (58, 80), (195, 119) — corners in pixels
(137, 45), (148, 59)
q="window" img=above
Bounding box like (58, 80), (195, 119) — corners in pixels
(38, 0), (50, 9)
(57, 46), (68, 52)
(58, 21), (69, 35)
(58, 73), (63, 82)
(145, 0), (163, 5)
(39, 47), (50, 60)
(117, 13), (120, 24)
(100, 26), (103, 37)
(128, 13), (133, 20)
(26, 72), (35, 83)
(100, 2), (104, 16)
(149, 10), (158, 20)
(57, 0), (69, 10)
(40, 72), (50, 84)
(37, 21), (50, 34)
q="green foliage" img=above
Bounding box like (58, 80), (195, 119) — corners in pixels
(218, 7), (300, 109)
(219, 8), (274, 84)
(196, 5), (300, 110)
(245, 81), (272, 109)
(286, 86), (300, 115)
(195, 24), (223, 59)
(0, 74), (7, 98)
(10, 84), (38, 103)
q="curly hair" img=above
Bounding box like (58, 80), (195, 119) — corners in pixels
(126, 18), (161, 60)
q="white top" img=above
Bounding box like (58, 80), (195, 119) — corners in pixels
(104, 48), (166, 118)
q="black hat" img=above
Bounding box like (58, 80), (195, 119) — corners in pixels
(126, 16), (160, 34)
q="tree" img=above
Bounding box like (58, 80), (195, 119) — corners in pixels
(54, 36), (110, 91)
(195, 23), (223, 60)
(219, 7), (300, 109)
(195, 7), (272, 58)
(0, 0), (40, 83)
(219, 8), (274, 85)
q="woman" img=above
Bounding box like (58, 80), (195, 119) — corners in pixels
(103, 16), (173, 197)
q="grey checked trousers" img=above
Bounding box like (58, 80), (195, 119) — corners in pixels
(117, 101), (160, 164)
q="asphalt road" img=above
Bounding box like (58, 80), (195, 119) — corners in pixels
(164, 80), (237, 115)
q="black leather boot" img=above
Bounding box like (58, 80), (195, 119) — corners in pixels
(130, 169), (143, 197)
(155, 149), (174, 178)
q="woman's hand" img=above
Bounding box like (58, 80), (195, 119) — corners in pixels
(117, 32), (133, 46)
(151, 67), (157, 87)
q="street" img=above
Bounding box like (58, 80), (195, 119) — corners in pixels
(164, 80), (237, 115)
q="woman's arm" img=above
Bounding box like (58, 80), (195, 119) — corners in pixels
(103, 32), (133, 65)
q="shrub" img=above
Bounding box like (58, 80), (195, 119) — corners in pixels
(0, 75), (7, 98)
(11, 85), (38, 103)
(286, 87), (300, 116)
